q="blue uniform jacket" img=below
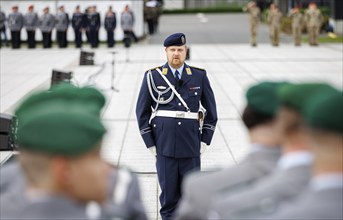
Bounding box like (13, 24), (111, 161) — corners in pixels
(72, 12), (84, 30)
(136, 63), (217, 158)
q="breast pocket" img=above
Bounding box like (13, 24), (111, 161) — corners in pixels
(188, 90), (201, 111)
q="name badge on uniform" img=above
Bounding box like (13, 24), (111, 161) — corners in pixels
(162, 68), (168, 75)
(186, 67), (192, 75)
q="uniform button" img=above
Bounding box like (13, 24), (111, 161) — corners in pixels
(178, 122), (181, 125)
(195, 92), (198, 95)
(178, 103), (181, 106)
(153, 124), (156, 127)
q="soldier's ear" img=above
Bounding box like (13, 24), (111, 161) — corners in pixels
(51, 156), (70, 186)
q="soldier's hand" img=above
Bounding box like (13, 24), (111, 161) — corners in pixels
(200, 142), (208, 155)
(149, 146), (157, 157)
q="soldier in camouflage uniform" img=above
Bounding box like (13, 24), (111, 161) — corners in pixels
(243, 1), (261, 47)
(267, 4), (283, 46)
(8, 6), (24, 49)
(55, 6), (69, 48)
(305, 2), (323, 46)
(288, 5), (304, 46)
(39, 7), (55, 48)
(24, 5), (39, 48)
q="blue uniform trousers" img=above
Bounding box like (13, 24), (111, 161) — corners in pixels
(156, 154), (200, 220)
(74, 29), (82, 48)
(89, 29), (98, 48)
(106, 30), (115, 47)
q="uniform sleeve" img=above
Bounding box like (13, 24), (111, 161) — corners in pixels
(19, 14), (24, 29)
(113, 13), (117, 29)
(34, 13), (39, 27)
(201, 71), (218, 145)
(66, 14), (70, 27)
(50, 15), (56, 30)
(135, 72), (155, 148)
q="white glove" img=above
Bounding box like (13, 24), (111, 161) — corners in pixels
(149, 146), (157, 157)
(201, 142), (208, 155)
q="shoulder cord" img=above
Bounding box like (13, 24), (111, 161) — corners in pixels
(155, 68), (190, 112)
(147, 70), (174, 124)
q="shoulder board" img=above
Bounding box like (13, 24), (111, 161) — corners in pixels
(189, 66), (206, 71)
(146, 66), (162, 72)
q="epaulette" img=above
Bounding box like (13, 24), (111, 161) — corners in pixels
(190, 65), (205, 71)
(146, 66), (162, 72)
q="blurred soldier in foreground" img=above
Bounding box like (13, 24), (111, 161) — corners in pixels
(266, 88), (342, 219)
(72, 5), (84, 48)
(24, 5), (39, 48)
(104, 6), (117, 48)
(8, 6), (23, 49)
(0, 84), (147, 220)
(305, 2), (323, 46)
(288, 5), (304, 46)
(55, 6), (69, 48)
(208, 83), (336, 219)
(174, 82), (284, 220)
(0, 8), (9, 47)
(243, 1), (260, 47)
(39, 7), (55, 48)
(136, 33), (217, 220)
(267, 4), (282, 46)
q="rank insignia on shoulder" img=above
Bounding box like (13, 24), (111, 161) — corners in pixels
(186, 67), (192, 75)
(162, 68), (168, 75)
(190, 66), (205, 71)
(147, 66), (162, 72)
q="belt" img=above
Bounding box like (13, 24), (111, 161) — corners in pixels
(155, 110), (198, 120)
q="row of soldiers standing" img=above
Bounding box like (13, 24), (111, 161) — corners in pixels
(0, 4), (137, 49)
(244, 1), (323, 47)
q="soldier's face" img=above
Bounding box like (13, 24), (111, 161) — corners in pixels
(165, 45), (187, 69)
(63, 144), (110, 204)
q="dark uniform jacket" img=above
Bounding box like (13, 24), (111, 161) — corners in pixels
(72, 12), (84, 30)
(136, 63), (217, 158)
(87, 12), (100, 31)
(104, 12), (116, 31)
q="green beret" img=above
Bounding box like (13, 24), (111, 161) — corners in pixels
(305, 90), (342, 133)
(246, 81), (289, 116)
(15, 83), (106, 156)
(277, 83), (337, 113)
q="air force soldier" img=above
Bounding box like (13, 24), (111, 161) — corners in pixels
(8, 6), (23, 49)
(136, 33), (217, 220)
(55, 6), (69, 48)
(24, 5), (38, 48)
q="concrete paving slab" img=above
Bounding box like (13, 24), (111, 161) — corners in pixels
(1, 42), (342, 219)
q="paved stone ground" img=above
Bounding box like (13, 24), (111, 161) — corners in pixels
(1, 42), (342, 219)
(1, 11), (342, 220)
(148, 13), (293, 44)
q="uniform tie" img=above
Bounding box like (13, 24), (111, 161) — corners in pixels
(175, 70), (180, 82)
